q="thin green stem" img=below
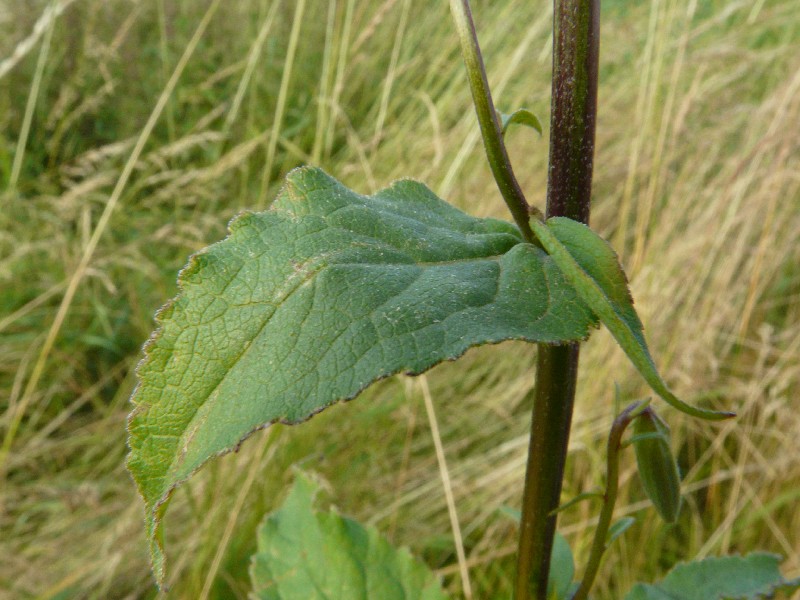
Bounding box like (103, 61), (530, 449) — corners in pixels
(573, 401), (648, 600)
(449, 0), (535, 242)
(515, 0), (599, 598)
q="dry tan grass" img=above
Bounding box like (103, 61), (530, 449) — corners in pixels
(1, 0), (798, 598)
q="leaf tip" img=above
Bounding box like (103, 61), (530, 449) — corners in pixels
(681, 403), (736, 422)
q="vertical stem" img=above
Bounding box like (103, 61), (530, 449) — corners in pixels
(515, 346), (580, 599)
(546, 0), (599, 224)
(515, 1), (599, 599)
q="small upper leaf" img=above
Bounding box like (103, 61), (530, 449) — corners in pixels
(624, 553), (800, 600)
(498, 108), (544, 137)
(606, 516), (636, 546)
(250, 472), (448, 600)
(127, 167), (598, 583)
(530, 217), (734, 421)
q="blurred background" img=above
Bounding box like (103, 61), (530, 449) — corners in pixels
(1, 0), (798, 598)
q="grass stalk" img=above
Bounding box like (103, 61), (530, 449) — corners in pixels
(0, 0), (223, 474)
(256, 0), (307, 209)
(420, 375), (473, 600)
(9, 0), (57, 190)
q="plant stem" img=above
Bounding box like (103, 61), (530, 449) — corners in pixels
(516, 345), (579, 599)
(449, 0), (535, 243)
(572, 401), (647, 600)
(545, 0), (599, 223)
(515, 1), (599, 599)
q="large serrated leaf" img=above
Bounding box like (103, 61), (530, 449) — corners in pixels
(249, 472), (448, 600)
(530, 217), (734, 421)
(624, 553), (800, 600)
(127, 166), (598, 583)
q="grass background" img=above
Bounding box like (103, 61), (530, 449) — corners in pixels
(1, 0), (798, 598)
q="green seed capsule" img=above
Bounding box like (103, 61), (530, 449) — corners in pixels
(633, 407), (682, 523)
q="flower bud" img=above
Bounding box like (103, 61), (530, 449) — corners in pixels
(633, 407), (682, 523)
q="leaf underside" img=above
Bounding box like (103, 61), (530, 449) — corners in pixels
(624, 553), (800, 600)
(127, 166), (597, 582)
(250, 472), (448, 600)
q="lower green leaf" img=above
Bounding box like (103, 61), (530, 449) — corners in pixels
(530, 217), (734, 421)
(548, 532), (575, 600)
(606, 516), (636, 546)
(250, 472), (448, 600)
(624, 553), (800, 600)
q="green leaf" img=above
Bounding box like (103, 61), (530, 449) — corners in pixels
(624, 553), (800, 600)
(250, 472), (448, 600)
(498, 108), (543, 137)
(529, 217), (734, 421)
(548, 532), (575, 600)
(128, 167), (598, 583)
(606, 516), (635, 545)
